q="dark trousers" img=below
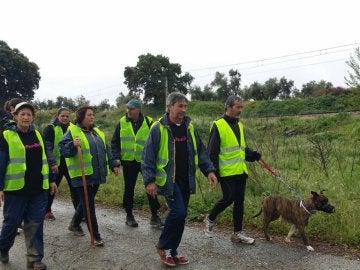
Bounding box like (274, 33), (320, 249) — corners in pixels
(47, 163), (79, 212)
(71, 184), (101, 240)
(0, 190), (47, 263)
(158, 183), (190, 255)
(122, 161), (160, 216)
(208, 174), (247, 232)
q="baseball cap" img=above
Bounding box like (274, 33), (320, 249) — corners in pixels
(126, 99), (142, 109)
(14, 102), (35, 114)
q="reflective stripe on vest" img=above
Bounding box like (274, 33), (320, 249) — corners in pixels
(155, 121), (198, 187)
(120, 116), (151, 162)
(214, 118), (248, 177)
(3, 130), (49, 191)
(65, 126), (108, 178)
(52, 123), (73, 165)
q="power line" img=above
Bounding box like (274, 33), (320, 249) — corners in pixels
(38, 42), (359, 103)
(186, 42), (359, 73)
(243, 58), (346, 77)
(194, 57), (347, 81)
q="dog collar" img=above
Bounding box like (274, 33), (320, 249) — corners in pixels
(300, 200), (312, 215)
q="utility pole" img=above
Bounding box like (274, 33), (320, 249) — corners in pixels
(164, 74), (168, 112)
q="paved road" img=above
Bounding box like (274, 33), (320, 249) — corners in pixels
(1, 200), (359, 270)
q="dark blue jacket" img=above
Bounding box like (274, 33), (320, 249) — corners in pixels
(141, 113), (215, 196)
(58, 124), (116, 188)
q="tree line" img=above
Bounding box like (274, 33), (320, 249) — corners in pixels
(1, 40), (360, 110)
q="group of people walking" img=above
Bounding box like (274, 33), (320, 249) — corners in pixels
(0, 92), (261, 269)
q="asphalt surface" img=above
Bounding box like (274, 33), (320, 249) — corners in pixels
(1, 199), (359, 270)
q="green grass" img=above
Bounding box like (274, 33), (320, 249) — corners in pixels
(53, 100), (360, 247)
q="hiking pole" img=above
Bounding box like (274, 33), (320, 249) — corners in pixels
(77, 145), (95, 246)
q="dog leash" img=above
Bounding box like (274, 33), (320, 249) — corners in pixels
(258, 158), (304, 199)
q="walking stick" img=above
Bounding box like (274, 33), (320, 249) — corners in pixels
(77, 146), (95, 246)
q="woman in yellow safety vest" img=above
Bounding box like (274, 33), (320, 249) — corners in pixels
(59, 105), (119, 246)
(0, 102), (57, 270)
(43, 107), (79, 221)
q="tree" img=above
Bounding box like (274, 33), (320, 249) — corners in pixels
(123, 54), (193, 106)
(189, 84), (216, 101)
(344, 47), (360, 88)
(278, 77), (295, 100)
(97, 99), (110, 111)
(211, 72), (229, 101)
(263, 78), (281, 100)
(0, 40), (40, 105)
(55, 96), (76, 111)
(202, 85), (216, 101)
(300, 80), (333, 97)
(210, 69), (242, 101)
(189, 85), (203, 101)
(115, 92), (134, 107)
(244, 81), (265, 100)
(74, 95), (90, 108)
(228, 69), (242, 96)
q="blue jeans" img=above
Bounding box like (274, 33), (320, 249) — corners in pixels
(158, 183), (190, 255)
(0, 190), (47, 263)
(72, 184), (101, 240)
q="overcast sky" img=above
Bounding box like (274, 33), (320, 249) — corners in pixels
(1, 0), (359, 104)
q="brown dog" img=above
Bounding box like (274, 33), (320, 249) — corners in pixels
(253, 191), (335, 251)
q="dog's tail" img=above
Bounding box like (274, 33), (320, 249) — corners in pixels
(252, 209), (262, 218)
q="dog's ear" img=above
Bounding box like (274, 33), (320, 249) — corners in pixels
(311, 191), (319, 197)
(320, 189), (326, 194)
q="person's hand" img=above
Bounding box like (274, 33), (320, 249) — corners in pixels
(113, 167), (120, 176)
(146, 182), (157, 198)
(115, 159), (121, 167)
(50, 182), (58, 196)
(73, 137), (81, 147)
(51, 165), (59, 174)
(207, 172), (218, 188)
(0, 191), (4, 207)
(253, 151), (262, 161)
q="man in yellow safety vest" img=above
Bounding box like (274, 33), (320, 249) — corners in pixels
(142, 92), (218, 267)
(204, 95), (261, 244)
(111, 99), (162, 228)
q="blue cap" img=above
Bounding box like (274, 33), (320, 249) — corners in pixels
(126, 99), (142, 109)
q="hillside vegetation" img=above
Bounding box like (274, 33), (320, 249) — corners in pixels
(38, 90), (360, 246)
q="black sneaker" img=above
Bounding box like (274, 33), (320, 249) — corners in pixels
(68, 223), (85, 236)
(27, 260), (47, 269)
(150, 215), (164, 229)
(125, 215), (138, 227)
(0, 250), (9, 264)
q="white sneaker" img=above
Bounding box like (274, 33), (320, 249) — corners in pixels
(231, 231), (255, 244)
(203, 215), (214, 238)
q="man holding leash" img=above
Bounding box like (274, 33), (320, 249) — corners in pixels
(204, 95), (261, 244)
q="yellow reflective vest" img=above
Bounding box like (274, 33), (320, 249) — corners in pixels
(155, 121), (198, 187)
(3, 129), (49, 191)
(65, 125), (108, 178)
(213, 118), (248, 177)
(120, 116), (151, 162)
(52, 122), (73, 165)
